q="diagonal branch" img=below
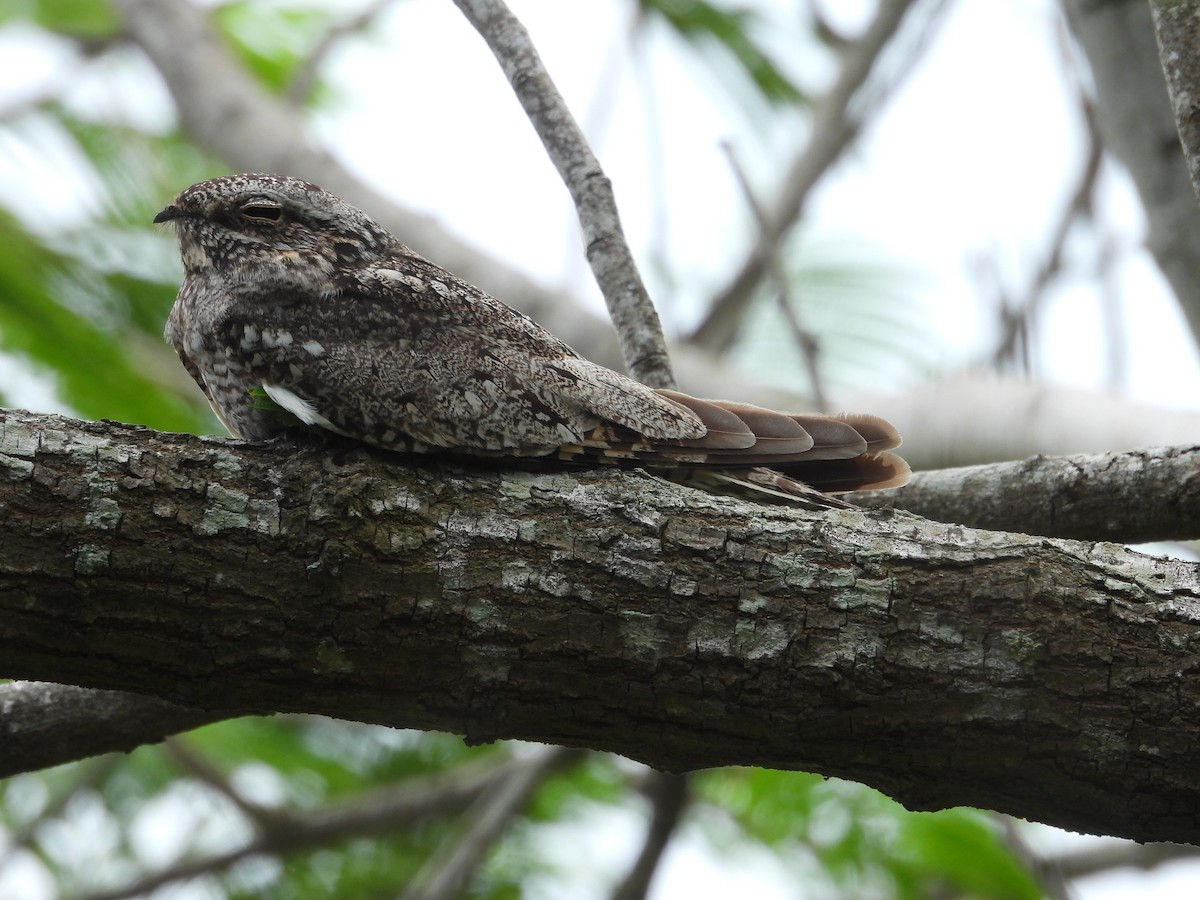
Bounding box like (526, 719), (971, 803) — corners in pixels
(400, 746), (583, 900)
(286, 0), (399, 105)
(722, 141), (830, 410)
(451, 0), (675, 389)
(610, 772), (690, 900)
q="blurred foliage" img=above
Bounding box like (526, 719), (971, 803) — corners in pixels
(698, 768), (1044, 899)
(732, 236), (941, 397)
(0, 1), (1048, 899)
(641, 0), (805, 105)
(3, 0), (119, 39)
(213, 1), (341, 102)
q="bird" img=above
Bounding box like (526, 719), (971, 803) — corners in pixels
(155, 174), (908, 507)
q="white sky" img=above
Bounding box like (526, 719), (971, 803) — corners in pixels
(322, 0), (1200, 409)
(1, 0), (1199, 897)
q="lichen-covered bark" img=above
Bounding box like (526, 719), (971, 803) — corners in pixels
(2, 409), (1200, 844)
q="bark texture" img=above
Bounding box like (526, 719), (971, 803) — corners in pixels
(851, 444), (1200, 542)
(2, 409), (1200, 844)
(0, 682), (232, 778)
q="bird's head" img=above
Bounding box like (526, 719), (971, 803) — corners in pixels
(154, 174), (394, 288)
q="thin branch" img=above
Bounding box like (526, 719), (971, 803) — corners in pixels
(721, 141), (830, 410)
(400, 746), (583, 900)
(450, 0), (675, 389)
(610, 773), (690, 900)
(161, 738), (294, 835)
(1042, 839), (1200, 882)
(848, 444), (1200, 542)
(690, 0), (931, 353)
(988, 24), (1104, 370)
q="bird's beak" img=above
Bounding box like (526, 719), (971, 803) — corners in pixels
(153, 204), (182, 224)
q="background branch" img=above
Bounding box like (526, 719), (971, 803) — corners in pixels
(610, 772), (689, 900)
(79, 743), (540, 900)
(722, 141), (830, 411)
(689, 0), (928, 352)
(401, 746), (582, 900)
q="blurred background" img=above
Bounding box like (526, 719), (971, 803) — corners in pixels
(2, 0), (1199, 897)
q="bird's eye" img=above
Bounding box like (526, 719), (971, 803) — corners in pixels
(239, 202), (284, 223)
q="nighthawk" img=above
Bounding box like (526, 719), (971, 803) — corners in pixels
(156, 174), (908, 505)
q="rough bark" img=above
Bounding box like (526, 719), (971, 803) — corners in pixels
(0, 682), (232, 777)
(2, 409), (1200, 844)
(851, 444), (1200, 542)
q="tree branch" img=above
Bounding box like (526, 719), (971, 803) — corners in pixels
(3, 409), (1200, 844)
(849, 444), (1200, 542)
(0, 681), (234, 778)
(451, 0), (674, 389)
(722, 141), (830, 411)
(400, 745), (583, 900)
(610, 772), (689, 900)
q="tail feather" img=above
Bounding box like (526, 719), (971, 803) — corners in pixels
(548, 390), (910, 500)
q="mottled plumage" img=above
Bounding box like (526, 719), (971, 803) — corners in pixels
(157, 174), (908, 505)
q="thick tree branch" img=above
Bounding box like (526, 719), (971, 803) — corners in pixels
(452, 0), (674, 389)
(2, 409), (1200, 844)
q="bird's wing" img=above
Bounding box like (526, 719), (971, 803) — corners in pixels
(220, 256), (907, 493)
(218, 269), (703, 454)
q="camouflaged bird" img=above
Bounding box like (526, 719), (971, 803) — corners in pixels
(156, 174), (908, 506)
